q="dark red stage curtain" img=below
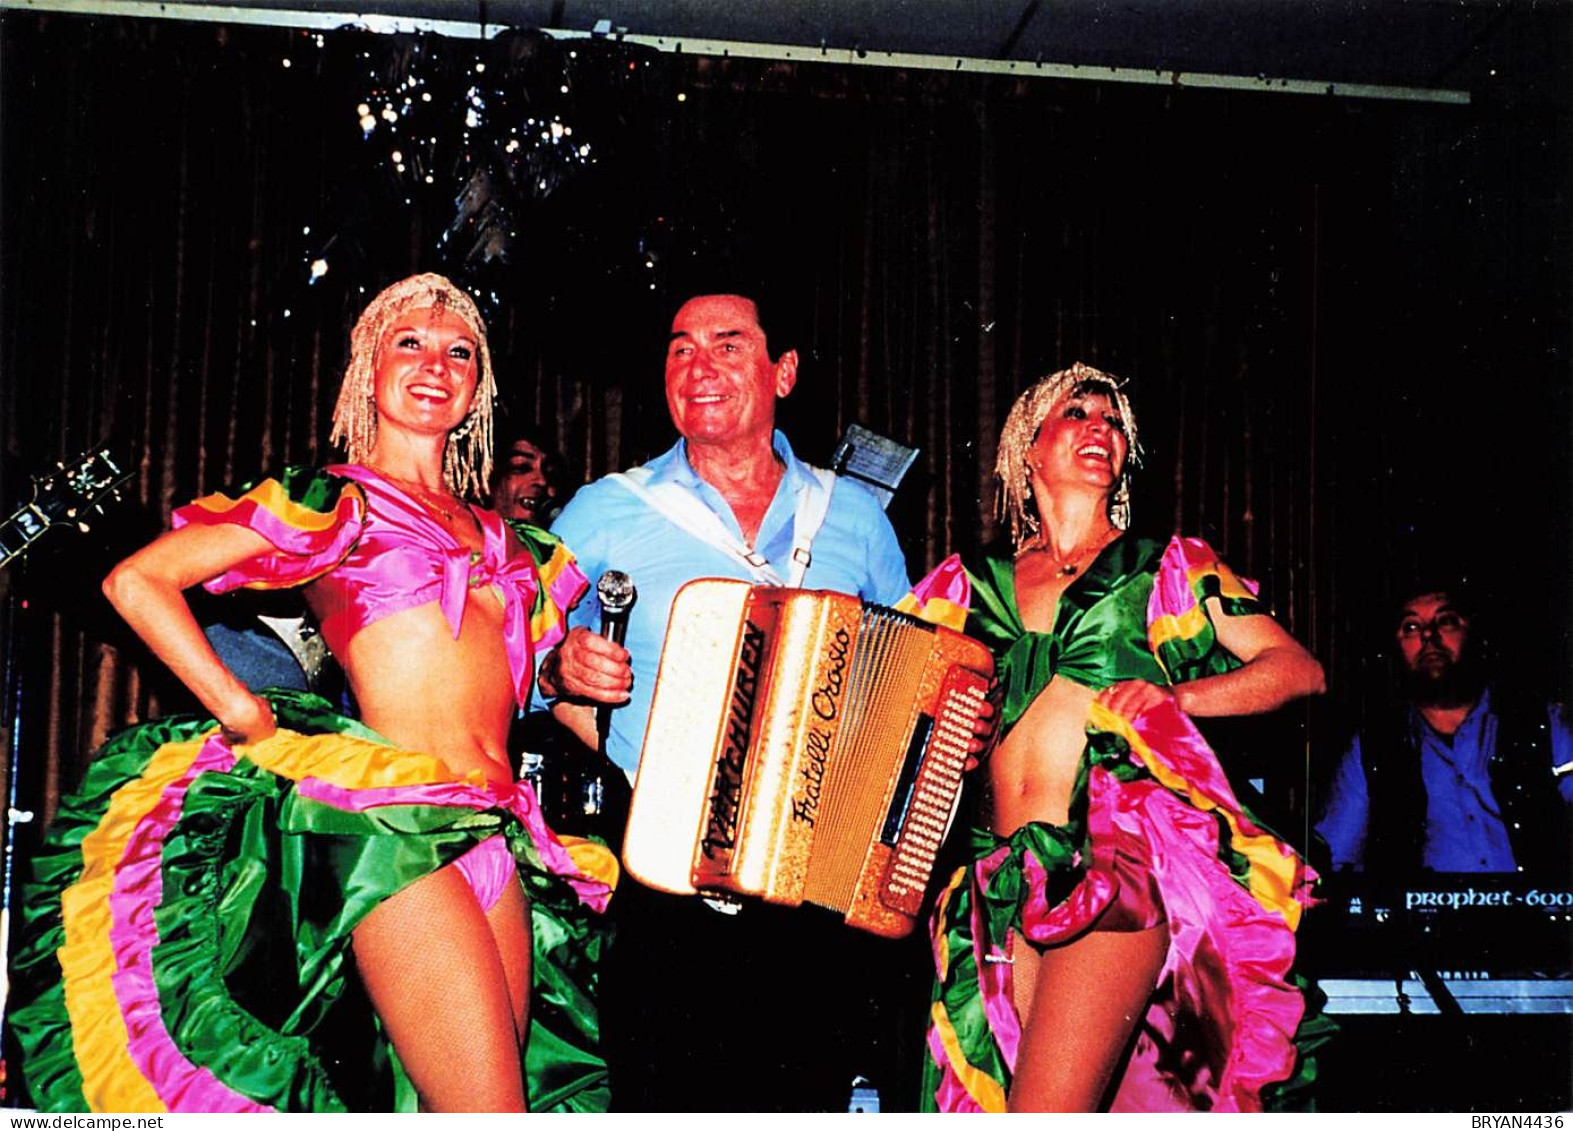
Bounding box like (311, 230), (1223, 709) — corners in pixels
(1, 11), (1567, 843)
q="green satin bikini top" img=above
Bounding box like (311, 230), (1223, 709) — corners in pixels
(966, 534), (1266, 738)
(965, 537), (1170, 736)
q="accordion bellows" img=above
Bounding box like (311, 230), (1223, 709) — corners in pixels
(624, 580), (994, 937)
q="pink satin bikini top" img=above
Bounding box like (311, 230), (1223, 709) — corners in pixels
(310, 465), (543, 706)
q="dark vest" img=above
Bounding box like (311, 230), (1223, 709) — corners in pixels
(1361, 687), (1570, 881)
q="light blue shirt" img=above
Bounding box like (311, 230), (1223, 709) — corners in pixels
(1315, 689), (1573, 872)
(543, 431), (911, 776)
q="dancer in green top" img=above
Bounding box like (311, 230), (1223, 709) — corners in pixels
(921, 363), (1327, 1112)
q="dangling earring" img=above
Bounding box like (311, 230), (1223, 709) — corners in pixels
(450, 413), (476, 440)
(1110, 474), (1132, 530)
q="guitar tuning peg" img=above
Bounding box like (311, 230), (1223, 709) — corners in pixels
(77, 520), (92, 533)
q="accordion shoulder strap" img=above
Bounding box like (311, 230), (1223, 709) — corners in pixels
(786, 465), (836, 587)
(610, 463), (837, 588)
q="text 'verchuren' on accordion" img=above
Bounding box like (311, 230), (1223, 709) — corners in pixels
(622, 579), (994, 938)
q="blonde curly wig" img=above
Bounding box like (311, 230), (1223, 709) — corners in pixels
(995, 361), (1143, 549)
(329, 273), (497, 500)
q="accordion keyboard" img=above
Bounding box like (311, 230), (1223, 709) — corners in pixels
(881, 670), (988, 910)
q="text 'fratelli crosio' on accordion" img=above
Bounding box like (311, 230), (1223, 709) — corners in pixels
(622, 579), (994, 937)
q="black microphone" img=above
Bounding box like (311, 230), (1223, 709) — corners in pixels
(595, 571), (636, 750)
(596, 569), (636, 646)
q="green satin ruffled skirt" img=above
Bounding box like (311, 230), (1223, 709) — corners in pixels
(9, 690), (616, 1112)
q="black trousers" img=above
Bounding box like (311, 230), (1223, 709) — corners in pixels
(599, 876), (930, 1112)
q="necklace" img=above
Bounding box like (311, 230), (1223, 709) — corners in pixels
(373, 469), (462, 522)
(1019, 529), (1116, 576)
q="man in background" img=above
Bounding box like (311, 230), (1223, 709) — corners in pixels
(1316, 580), (1572, 877)
(490, 427), (566, 526)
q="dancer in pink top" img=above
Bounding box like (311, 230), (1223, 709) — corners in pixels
(10, 275), (613, 1113)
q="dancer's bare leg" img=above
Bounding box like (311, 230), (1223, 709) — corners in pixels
(485, 877), (533, 1042)
(1007, 924), (1168, 1112)
(353, 864), (528, 1112)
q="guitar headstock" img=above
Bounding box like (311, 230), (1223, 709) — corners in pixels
(2, 446), (135, 568)
(31, 448), (134, 529)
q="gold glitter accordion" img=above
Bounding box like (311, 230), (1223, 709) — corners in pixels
(622, 579), (994, 938)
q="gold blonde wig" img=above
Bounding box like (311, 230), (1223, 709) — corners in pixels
(995, 361), (1142, 549)
(329, 273), (497, 499)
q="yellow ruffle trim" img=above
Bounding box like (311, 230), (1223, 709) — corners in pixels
(1088, 701), (1304, 931)
(61, 739), (216, 1113)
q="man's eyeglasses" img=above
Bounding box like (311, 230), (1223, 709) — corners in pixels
(1396, 612), (1467, 639)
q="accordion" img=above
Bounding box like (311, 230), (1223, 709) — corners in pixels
(623, 579), (993, 937)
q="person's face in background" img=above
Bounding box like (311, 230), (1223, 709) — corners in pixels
(1395, 590), (1478, 706)
(491, 437), (560, 525)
